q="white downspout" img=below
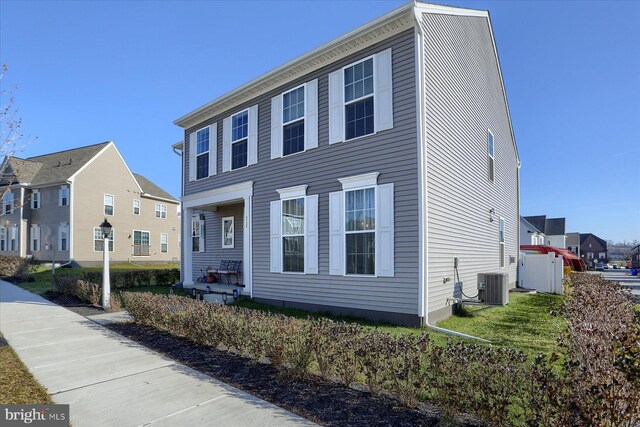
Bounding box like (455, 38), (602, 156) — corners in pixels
(413, 5), (489, 343)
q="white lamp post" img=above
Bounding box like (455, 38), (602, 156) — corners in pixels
(100, 218), (112, 310)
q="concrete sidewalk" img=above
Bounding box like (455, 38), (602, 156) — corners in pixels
(0, 281), (315, 427)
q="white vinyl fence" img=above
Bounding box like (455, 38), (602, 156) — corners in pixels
(519, 252), (564, 294)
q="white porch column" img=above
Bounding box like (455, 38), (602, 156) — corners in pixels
(243, 196), (252, 297)
(183, 206), (194, 286)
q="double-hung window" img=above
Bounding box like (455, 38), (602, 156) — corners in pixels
(282, 198), (305, 273)
(155, 203), (167, 219)
(345, 187), (376, 275)
(344, 58), (375, 140)
(160, 233), (168, 253)
(59, 224), (68, 251)
(59, 186), (69, 206)
(104, 194), (114, 216)
(94, 227), (114, 251)
(133, 199), (140, 215)
(196, 127), (210, 179)
(222, 217), (234, 249)
(31, 190), (40, 209)
(133, 230), (150, 256)
(499, 217), (505, 268)
(0, 227), (6, 251)
(3, 192), (13, 214)
(231, 111), (248, 170)
(488, 130), (495, 182)
(282, 86), (305, 156)
(30, 225), (40, 252)
(10, 225), (17, 251)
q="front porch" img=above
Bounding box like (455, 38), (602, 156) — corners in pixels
(182, 181), (253, 296)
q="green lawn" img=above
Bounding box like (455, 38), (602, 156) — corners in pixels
(0, 334), (52, 404)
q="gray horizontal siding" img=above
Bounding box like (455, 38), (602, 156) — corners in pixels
(421, 13), (519, 316)
(183, 29), (420, 315)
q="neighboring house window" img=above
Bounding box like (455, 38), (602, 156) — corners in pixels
(0, 227), (5, 251)
(133, 199), (140, 215)
(59, 224), (68, 251)
(133, 230), (150, 256)
(488, 130), (495, 182)
(344, 57), (374, 140)
(31, 190), (40, 209)
(222, 217), (234, 249)
(191, 215), (205, 253)
(328, 173), (393, 277)
(104, 194), (114, 216)
(93, 227), (114, 252)
(160, 233), (168, 253)
(155, 203), (167, 219)
(282, 86), (305, 156)
(59, 186), (69, 206)
(499, 217), (505, 268)
(196, 127), (209, 179)
(282, 199), (305, 272)
(588, 252), (594, 259)
(30, 225), (40, 252)
(10, 225), (17, 251)
(599, 252), (606, 259)
(3, 192), (13, 214)
(231, 110), (249, 170)
(589, 243), (592, 248)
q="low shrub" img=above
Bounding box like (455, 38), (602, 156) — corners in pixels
(56, 276), (101, 306)
(0, 256), (33, 280)
(82, 268), (179, 288)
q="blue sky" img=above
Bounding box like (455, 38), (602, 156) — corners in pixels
(1, 1), (639, 242)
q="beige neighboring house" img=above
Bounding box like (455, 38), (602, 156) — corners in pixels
(0, 142), (180, 266)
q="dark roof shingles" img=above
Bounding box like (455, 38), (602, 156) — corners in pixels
(133, 173), (177, 202)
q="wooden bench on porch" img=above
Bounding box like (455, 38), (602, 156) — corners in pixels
(209, 260), (242, 286)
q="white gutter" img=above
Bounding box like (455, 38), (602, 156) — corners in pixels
(412, 5), (489, 343)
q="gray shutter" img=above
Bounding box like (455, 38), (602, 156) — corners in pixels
(270, 201), (282, 273)
(329, 191), (344, 275)
(374, 48), (393, 132)
(328, 70), (344, 144)
(208, 123), (217, 176)
(189, 132), (196, 181)
(271, 95), (282, 159)
(376, 183), (394, 277)
(305, 195), (318, 274)
(222, 116), (232, 172)
(248, 105), (258, 165)
(305, 79), (319, 150)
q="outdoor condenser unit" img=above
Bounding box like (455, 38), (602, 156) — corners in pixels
(477, 273), (509, 305)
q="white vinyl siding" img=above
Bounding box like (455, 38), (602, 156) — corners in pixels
(31, 190), (40, 209)
(30, 225), (40, 252)
(222, 217), (234, 249)
(93, 227), (114, 252)
(104, 194), (114, 216)
(328, 48), (393, 144)
(59, 186), (69, 206)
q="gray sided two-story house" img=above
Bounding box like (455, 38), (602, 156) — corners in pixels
(174, 2), (520, 325)
(0, 142), (181, 266)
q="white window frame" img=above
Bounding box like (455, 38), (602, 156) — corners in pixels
(343, 185), (377, 277)
(342, 54), (376, 142)
(160, 233), (168, 253)
(3, 192), (14, 214)
(30, 224), (40, 252)
(0, 227), (6, 251)
(191, 215), (205, 253)
(155, 203), (167, 219)
(132, 230), (150, 257)
(31, 190), (40, 209)
(195, 126), (210, 180)
(488, 129), (495, 182)
(59, 224), (68, 251)
(93, 227), (114, 252)
(281, 84), (306, 157)
(230, 109), (250, 171)
(104, 194), (114, 216)
(10, 225), (18, 251)
(133, 199), (140, 215)
(599, 252), (606, 259)
(281, 197), (305, 274)
(222, 216), (234, 249)
(499, 217), (505, 268)
(59, 185), (69, 206)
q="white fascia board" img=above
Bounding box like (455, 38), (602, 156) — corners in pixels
(182, 181), (253, 208)
(338, 172), (380, 190)
(414, 2), (488, 18)
(141, 193), (179, 204)
(276, 185), (308, 200)
(67, 141), (113, 181)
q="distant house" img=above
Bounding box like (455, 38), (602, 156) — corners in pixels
(580, 233), (608, 266)
(173, 2), (520, 325)
(0, 142), (180, 266)
(566, 232), (580, 255)
(522, 215), (566, 248)
(520, 216), (545, 245)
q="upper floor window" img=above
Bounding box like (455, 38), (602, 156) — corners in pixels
(328, 49), (393, 144)
(133, 199), (140, 215)
(59, 186), (69, 206)
(155, 203), (167, 219)
(231, 110), (248, 170)
(31, 190), (40, 209)
(104, 194), (114, 216)
(282, 86), (305, 156)
(196, 127), (210, 179)
(488, 130), (495, 182)
(3, 192), (14, 215)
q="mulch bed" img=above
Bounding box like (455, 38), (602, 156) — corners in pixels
(42, 291), (107, 317)
(106, 322), (481, 427)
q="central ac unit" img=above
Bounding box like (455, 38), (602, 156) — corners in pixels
(477, 273), (509, 305)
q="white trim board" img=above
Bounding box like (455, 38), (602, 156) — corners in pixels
(182, 181), (253, 208)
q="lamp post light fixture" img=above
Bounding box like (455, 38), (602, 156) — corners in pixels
(100, 218), (112, 310)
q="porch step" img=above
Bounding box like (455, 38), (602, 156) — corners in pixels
(202, 293), (236, 305)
